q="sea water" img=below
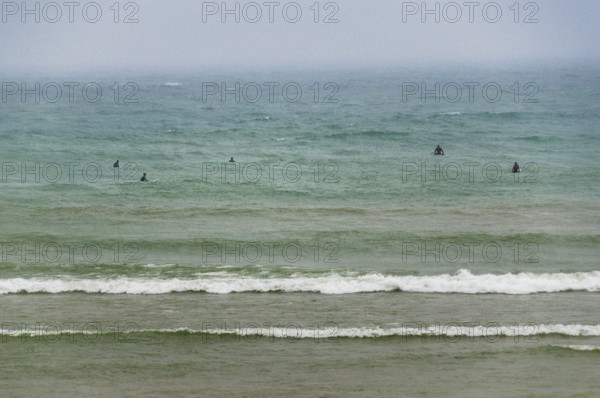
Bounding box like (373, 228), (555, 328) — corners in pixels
(0, 66), (599, 397)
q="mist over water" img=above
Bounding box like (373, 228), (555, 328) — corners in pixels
(1, 0), (600, 72)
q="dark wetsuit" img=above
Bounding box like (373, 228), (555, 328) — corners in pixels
(140, 176), (148, 182)
(512, 164), (520, 173)
(113, 161), (119, 168)
(434, 147), (444, 156)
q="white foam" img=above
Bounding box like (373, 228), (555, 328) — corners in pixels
(552, 345), (600, 351)
(164, 82), (182, 86)
(196, 324), (600, 339)
(2, 324), (600, 339)
(1, 270), (599, 295)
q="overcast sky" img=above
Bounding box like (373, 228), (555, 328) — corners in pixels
(1, 0), (599, 73)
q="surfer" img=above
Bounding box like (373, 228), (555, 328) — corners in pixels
(512, 162), (521, 173)
(434, 145), (444, 156)
(113, 160), (119, 168)
(229, 157), (235, 162)
(140, 173), (148, 182)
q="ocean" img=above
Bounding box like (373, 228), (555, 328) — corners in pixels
(1, 66), (599, 397)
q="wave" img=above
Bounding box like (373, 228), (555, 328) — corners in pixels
(427, 110), (568, 122)
(194, 324), (600, 339)
(551, 345), (600, 352)
(323, 130), (410, 140)
(2, 324), (599, 339)
(471, 111), (528, 119)
(514, 135), (565, 142)
(164, 82), (182, 87)
(1, 269), (599, 295)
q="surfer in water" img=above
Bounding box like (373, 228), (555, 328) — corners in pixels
(512, 162), (521, 173)
(113, 160), (119, 168)
(229, 157), (235, 162)
(140, 173), (148, 182)
(434, 145), (444, 156)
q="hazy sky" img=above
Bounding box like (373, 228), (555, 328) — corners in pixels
(1, 0), (599, 72)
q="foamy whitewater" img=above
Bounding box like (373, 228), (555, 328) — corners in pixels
(2, 270), (600, 295)
(3, 324), (600, 339)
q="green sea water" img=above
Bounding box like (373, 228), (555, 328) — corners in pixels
(1, 66), (599, 397)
